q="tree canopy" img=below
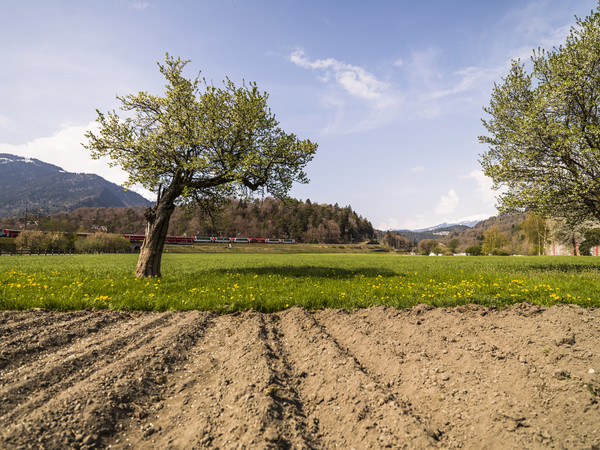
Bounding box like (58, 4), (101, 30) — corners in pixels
(84, 54), (317, 277)
(481, 225), (510, 255)
(479, 7), (600, 224)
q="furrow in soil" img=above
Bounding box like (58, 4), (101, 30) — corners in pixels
(112, 311), (315, 449)
(0, 309), (129, 371)
(316, 305), (600, 449)
(0, 310), (214, 449)
(1, 305), (598, 449)
(277, 306), (437, 449)
(0, 310), (177, 418)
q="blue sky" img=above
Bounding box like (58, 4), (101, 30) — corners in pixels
(1, 0), (597, 229)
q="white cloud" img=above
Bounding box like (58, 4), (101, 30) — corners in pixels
(410, 166), (425, 173)
(289, 49), (398, 106)
(130, 1), (151, 10)
(467, 170), (497, 205)
(0, 123), (154, 200)
(401, 7), (580, 118)
(289, 49), (407, 134)
(434, 189), (459, 215)
(397, 46), (501, 118)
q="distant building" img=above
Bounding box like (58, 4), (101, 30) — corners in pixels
(547, 241), (600, 256)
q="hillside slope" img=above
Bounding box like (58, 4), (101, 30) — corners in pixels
(0, 154), (151, 217)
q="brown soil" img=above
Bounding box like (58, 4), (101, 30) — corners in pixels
(1, 303), (599, 449)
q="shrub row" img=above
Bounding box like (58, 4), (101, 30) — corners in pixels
(14, 231), (131, 254)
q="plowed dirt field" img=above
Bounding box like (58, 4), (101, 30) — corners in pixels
(1, 303), (599, 449)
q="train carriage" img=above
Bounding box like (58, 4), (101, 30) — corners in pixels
(1, 229), (20, 238)
(0, 228), (296, 245)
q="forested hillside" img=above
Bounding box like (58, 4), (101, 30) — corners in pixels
(1, 198), (376, 244)
(443, 213), (529, 254)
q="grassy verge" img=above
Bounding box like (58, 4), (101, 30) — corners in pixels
(1, 253), (599, 312)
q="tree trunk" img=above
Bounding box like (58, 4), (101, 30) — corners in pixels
(135, 186), (180, 278)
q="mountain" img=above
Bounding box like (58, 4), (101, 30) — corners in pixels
(408, 220), (482, 233)
(0, 153), (152, 218)
(375, 220), (484, 244)
(389, 224), (473, 243)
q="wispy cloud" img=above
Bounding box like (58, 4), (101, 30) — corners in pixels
(290, 49), (392, 103)
(288, 49), (403, 133)
(130, 1), (151, 10)
(403, 4), (581, 117)
(405, 47), (442, 86)
(423, 65), (506, 102)
(501, 2), (577, 54)
(286, 2), (586, 139)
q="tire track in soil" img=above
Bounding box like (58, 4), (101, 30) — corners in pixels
(276, 307), (437, 448)
(115, 311), (315, 449)
(0, 310), (214, 449)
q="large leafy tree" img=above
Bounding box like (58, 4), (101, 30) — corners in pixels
(481, 225), (509, 255)
(84, 55), (317, 277)
(480, 7), (600, 224)
(522, 212), (548, 255)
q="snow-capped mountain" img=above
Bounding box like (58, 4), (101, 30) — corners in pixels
(0, 153), (152, 217)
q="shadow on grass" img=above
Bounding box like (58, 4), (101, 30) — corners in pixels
(206, 265), (401, 279)
(526, 262), (600, 273)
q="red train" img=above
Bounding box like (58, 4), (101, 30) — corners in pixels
(1, 229), (295, 244)
(0, 229), (20, 238)
(191, 237), (295, 244)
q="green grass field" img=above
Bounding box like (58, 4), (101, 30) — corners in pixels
(1, 252), (599, 312)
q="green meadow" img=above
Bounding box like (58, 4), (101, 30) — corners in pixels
(1, 251), (599, 312)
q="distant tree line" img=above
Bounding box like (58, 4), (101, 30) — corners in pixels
(438, 213), (600, 256)
(382, 212), (600, 256)
(0, 198), (376, 245)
